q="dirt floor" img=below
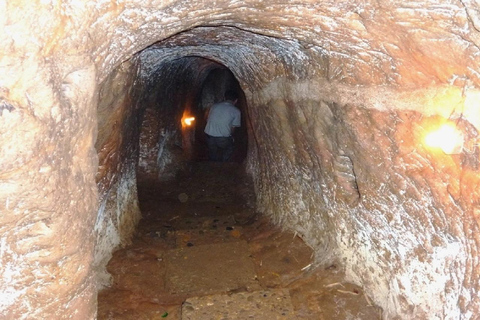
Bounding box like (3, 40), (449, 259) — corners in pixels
(98, 162), (383, 319)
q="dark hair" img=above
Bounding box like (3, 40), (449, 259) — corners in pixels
(224, 90), (239, 101)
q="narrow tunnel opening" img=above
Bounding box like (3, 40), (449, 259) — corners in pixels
(188, 62), (248, 163)
(136, 53), (252, 186)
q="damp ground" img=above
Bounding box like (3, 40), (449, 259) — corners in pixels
(98, 162), (382, 319)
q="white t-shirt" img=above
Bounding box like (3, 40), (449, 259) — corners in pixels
(204, 101), (241, 137)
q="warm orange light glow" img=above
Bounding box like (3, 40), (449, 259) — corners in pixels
(425, 122), (464, 154)
(183, 117), (195, 126)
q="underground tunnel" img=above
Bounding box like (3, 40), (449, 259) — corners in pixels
(1, 1), (480, 319)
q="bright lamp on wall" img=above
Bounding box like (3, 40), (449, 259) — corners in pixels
(423, 82), (480, 162)
(183, 117), (195, 126)
(424, 122), (465, 154)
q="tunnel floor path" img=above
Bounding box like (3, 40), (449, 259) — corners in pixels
(98, 162), (382, 319)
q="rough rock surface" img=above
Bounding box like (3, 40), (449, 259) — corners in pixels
(1, 0), (480, 319)
(94, 59), (143, 287)
(181, 289), (296, 320)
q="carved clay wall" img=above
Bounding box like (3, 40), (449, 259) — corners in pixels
(94, 60), (142, 288)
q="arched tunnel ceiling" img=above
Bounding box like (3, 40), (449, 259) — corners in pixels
(135, 22), (480, 131)
(87, 0), (480, 88)
(139, 26), (324, 89)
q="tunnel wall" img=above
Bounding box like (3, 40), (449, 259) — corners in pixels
(137, 93), (185, 182)
(0, 37), (99, 320)
(247, 78), (480, 319)
(138, 106), (164, 179)
(137, 58), (203, 180)
(94, 60), (143, 287)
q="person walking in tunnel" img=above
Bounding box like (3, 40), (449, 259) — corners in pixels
(204, 90), (241, 162)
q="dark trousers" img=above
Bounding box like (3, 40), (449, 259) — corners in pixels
(206, 135), (234, 162)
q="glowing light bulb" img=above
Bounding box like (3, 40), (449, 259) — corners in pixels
(425, 123), (464, 154)
(184, 117), (195, 126)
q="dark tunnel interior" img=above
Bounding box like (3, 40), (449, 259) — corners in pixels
(184, 60), (249, 163)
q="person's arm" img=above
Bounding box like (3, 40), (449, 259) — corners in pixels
(204, 106), (211, 120)
(230, 109), (241, 135)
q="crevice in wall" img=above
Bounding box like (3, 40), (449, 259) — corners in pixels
(333, 153), (361, 206)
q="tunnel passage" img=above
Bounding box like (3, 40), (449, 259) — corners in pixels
(2, 1), (480, 319)
(93, 25), (480, 320)
(94, 25), (316, 290)
(137, 56), (249, 176)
